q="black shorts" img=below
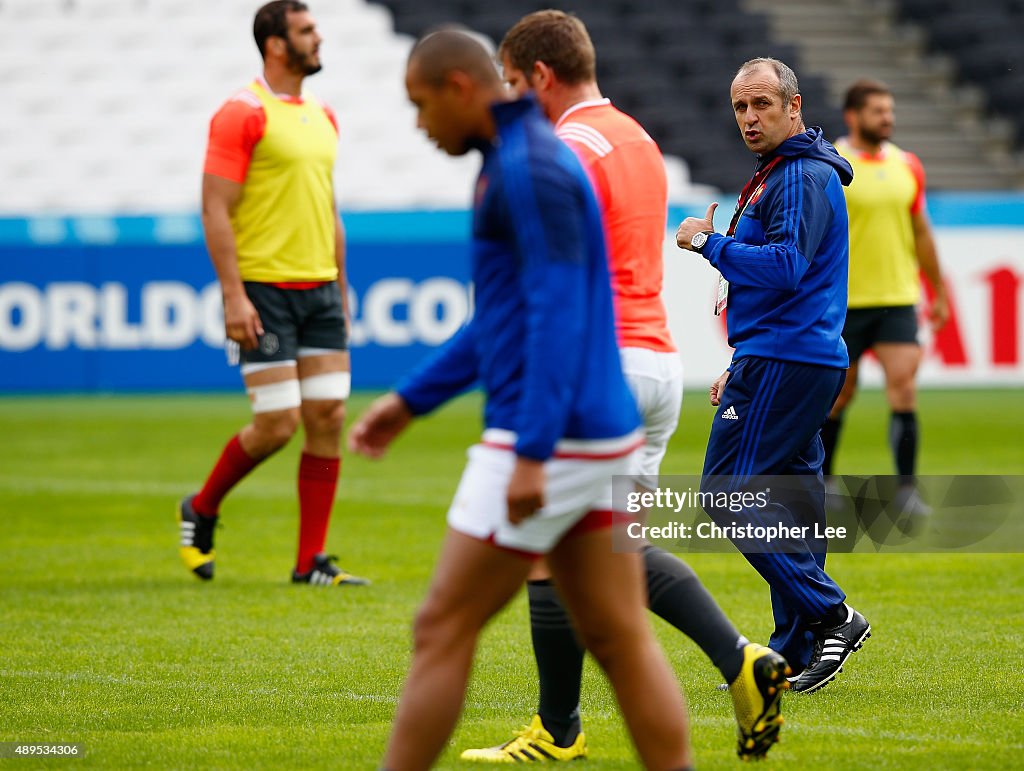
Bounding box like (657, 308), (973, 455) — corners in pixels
(240, 281), (347, 365)
(842, 305), (918, 362)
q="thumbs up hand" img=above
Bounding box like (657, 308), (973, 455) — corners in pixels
(675, 202), (718, 252)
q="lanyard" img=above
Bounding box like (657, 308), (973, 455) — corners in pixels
(715, 155), (784, 317)
(727, 155), (784, 236)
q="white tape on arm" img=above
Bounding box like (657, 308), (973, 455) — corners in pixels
(247, 380), (302, 413)
(300, 371), (351, 400)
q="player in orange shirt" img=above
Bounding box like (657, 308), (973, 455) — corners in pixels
(177, 1), (367, 587)
(459, 11), (789, 764)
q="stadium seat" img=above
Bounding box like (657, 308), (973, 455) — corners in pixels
(0, 0), (498, 213)
(987, 72), (1024, 141)
(0, 0), (755, 216)
(894, 0), (1024, 157)
(957, 40), (1022, 83)
(926, 11), (1009, 51)
(896, 0), (960, 20)
(0, 0), (72, 17)
(375, 0), (758, 191)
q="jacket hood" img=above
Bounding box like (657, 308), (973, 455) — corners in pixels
(765, 126), (854, 186)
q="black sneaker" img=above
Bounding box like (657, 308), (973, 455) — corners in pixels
(291, 553), (370, 587)
(792, 605), (870, 693)
(177, 494), (216, 580)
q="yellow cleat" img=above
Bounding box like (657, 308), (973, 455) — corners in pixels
(177, 495), (216, 581)
(729, 643), (791, 760)
(291, 553), (370, 586)
(460, 715), (587, 763)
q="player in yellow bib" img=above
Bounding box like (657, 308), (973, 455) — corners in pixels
(178, 1), (367, 587)
(823, 79), (948, 516)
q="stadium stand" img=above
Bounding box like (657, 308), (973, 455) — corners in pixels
(3, 0), (1020, 216)
(894, 0), (1024, 144)
(0, 0), (711, 215)
(372, 0), (844, 191)
(748, 0), (1023, 189)
(0, 0), (479, 212)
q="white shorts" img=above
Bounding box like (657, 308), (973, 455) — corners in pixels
(447, 429), (644, 556)
(620, 347), (684, 490)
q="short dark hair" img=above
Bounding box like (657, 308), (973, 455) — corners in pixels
(253, 1), (308, 59)
(499, 10), (596, 86)
(408, 26), (501, 88)
(844, 78), (892, 111)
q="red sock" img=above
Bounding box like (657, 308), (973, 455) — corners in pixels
(192, 435), (260, 517)
(296, 453), (340, 573)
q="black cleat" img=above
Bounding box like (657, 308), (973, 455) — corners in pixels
(792, 605), (870, 693)
(291, 553), (369, 587)
(177, 494), (217, 580)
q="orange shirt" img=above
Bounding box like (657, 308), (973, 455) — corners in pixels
(204, 78), (340, 283)
(556, 99), (675, 353)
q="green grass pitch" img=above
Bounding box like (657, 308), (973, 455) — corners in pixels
(1, 388), (1022, 769)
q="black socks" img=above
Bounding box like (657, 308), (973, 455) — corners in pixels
(824, 411), (919, 483)
(528, 547), (749, 742)
(527, 579), (583, 747)
(643, 545), (746, 684)
(811, 602), (849, 630)
(890, 411), (918, 484)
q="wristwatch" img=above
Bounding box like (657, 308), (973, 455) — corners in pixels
(690, 230), (713, 253)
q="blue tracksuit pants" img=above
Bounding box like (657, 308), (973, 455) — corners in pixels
(702, 355), (847, 671)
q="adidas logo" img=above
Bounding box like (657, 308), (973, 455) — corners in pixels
(180, 520), (195, 547)
(721, 405), (739, 420)
(310, 570), (336, 586)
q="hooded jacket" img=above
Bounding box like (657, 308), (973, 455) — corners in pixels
(395, 97), (640, 461)
(701, 127), (854, 369)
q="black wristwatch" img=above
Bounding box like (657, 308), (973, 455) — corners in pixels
(690, 230), (713, 253)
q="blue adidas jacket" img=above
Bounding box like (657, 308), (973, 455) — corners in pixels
(396, 97), (640, 461)
(701, 127), (854, 369)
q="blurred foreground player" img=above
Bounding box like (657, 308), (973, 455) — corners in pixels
(349, 27), (692, 771)
(460, 11), (788, 763)
(179, 1), (367, 587)
(823, 79), (949, 515)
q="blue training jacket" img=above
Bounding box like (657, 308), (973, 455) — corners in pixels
(701, 127), (854, 369)
(395, 97), (640, 461)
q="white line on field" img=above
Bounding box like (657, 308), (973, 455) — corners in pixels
(0, 475), (453, 506)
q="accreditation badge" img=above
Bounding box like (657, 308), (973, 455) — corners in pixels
(714, 273), (729, 316)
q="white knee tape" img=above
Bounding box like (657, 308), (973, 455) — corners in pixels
(247, 379), (302, 413)
(241, 360), (296, 376)
(300, 371), (351, 400)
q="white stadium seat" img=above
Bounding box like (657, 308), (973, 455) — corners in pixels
(0, 0), (700, 214)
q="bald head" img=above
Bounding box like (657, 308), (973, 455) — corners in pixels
(408, 27), (502, 89)
(405, 26), (507, 157)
